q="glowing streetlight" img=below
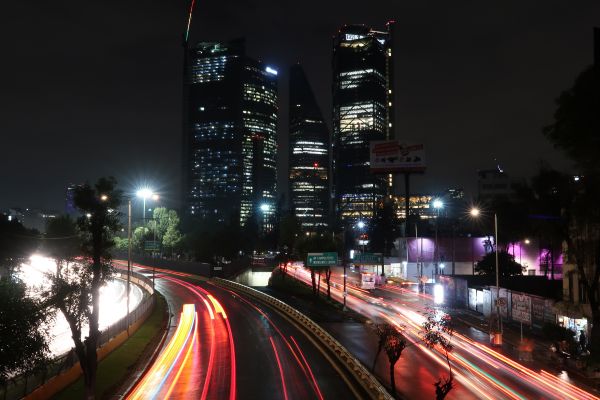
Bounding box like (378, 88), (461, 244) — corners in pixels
(470, 207), (480, 217)
(100, 194), (108, 202)
(260, 203), (270, 212)
(136, 188), (156, 221)
(357, 220), (365, 229)
(524, 239), (530, 245)
(433, 199), (443, 279)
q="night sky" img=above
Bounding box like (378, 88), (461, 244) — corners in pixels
(2, 1), (598, 212)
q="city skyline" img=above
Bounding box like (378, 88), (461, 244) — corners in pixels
(2, 1), (598, 211)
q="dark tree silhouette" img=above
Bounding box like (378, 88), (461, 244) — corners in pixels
(371, 322), (398, 371)
(475, 251), (524, 277)
(384, 328), (407, 398)
(421, 308), (454, 400)
(543, 64), (600, 355)
(47, 177), (121, 399)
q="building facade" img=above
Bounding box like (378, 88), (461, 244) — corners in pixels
(288, 64), (330, 232)
(183, 39), (278, 230)
(332, 23), (395, 224)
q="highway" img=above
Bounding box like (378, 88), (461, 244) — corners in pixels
(287, 264), (600, 400)
(122, 262), (359, 400)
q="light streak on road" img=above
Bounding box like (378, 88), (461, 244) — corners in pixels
(270, 337), (289, 400)
(287, 265), (600, 400)
(128, 304), (197, 400)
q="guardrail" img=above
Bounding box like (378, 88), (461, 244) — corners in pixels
(1, 270), (155, 400)
(212, 278), (393, 400)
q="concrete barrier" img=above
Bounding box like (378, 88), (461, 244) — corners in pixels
(212, 278), (393, 400)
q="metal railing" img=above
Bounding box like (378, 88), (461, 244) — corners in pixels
(213, 278), (393, 400)
(1, 271), (155, 400)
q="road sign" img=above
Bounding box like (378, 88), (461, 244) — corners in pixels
(353, 253), (383, 265)
(144, 240), (160, 251)
(307, 252), (338, 267)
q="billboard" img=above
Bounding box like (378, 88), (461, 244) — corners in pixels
(370, 141), (426, 173)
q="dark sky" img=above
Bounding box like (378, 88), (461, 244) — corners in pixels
(1, 1), (598, 212)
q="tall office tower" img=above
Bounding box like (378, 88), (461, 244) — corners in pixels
(184, 39), (278, 230)
(332, 22), (395, 224)
(288, 64), (330, 232)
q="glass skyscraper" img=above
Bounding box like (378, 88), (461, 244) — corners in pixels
(288, 64), (329, 232)
(332, 23), (395, 224)
(183, 39), (278, 230)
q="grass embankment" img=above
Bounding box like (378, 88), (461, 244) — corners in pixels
(54, 294), (167, 399)
(267, 270), (367, 323)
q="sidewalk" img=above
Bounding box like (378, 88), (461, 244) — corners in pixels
(449, 307), (600, 394)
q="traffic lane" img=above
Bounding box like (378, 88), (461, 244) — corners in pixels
(289, 266), (553, 400)
(203, 281), (357, 400)
(372, 285), (596, 400)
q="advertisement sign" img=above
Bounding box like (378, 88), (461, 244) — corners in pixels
(370, 140), (426, 173)
(511, 293), (532, 324)
(307, 252), (338, 267)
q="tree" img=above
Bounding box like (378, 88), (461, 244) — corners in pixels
(384, 328), (406, 399)
(371, 322), (398, 371)
(148, 207), (183, 256)
(0, 215), (39, 276)
(0, 277), (51, 383)
(421, 308), (454, 400)
(543, 66), (600, 175)
(295, 233), (338, 298)
(544, 64), (600, 355)
(369, 197), (401, 258)
(132, 226), (151, 253)
(47, 177), (121, 399)
(475, 251), (524, 277)
(45, 215), (80, 277)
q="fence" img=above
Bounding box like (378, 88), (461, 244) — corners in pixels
(1, 270), (155, 400)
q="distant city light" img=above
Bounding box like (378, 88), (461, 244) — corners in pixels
(574, 176), (580, 182)
(433, 199), (444, 209)
(265, 66), (278, 75)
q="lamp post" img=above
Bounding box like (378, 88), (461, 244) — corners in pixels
(433, 199), (443, 280)
(136, 188), (158, 289)
(127, 199), (132, 335)
(471, 207), (502, 345)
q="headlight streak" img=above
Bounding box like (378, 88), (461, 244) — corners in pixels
(127, 304), (197, 400)
(288, 265), (599, 400)
(164, 311), (199, 398)
(270, 336), (289, 400)
(164, 276), (237, 400)
(213, 283), (325, 400)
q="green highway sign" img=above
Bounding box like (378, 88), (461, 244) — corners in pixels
(144, 240), (160, 251)
(307, 252), (338, 267)
(353, 252), (383, 265)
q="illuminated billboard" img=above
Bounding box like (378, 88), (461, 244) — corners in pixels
(369, 140), (426, 173)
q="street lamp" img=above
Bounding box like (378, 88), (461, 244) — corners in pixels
(136, 188), (157, 221)
(470, 207), (502, 344)
(433, 199), (444, 279)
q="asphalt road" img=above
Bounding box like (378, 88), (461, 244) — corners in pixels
(288, 265), (599, 400)
(125, 263), (357, 400)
